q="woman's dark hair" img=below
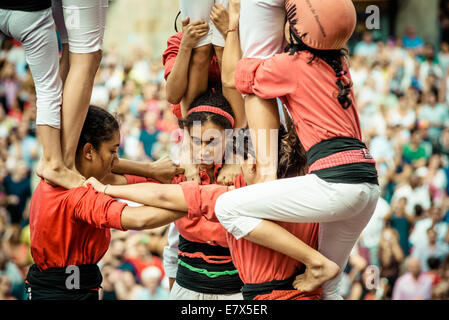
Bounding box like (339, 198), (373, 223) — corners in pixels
(278, 106), (307, 178)
(76, 105), (120, 154)
(285, 31), (353, 110)
(182, 84), (235, 131)
(236, 106), (307, 179)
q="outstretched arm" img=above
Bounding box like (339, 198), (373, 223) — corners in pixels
(111, 156), (184, 184)
(86, 177), (188, 212)
(120, 205), (186, 230)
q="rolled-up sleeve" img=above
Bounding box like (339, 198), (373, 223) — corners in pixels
(162, 33), (182, 80)
(71, 186), (127, 231)
(179, 181), (202, 219)
(235, 53), (297, 99)
(180, 182), (229, 222)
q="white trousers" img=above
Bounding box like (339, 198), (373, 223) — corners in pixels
(239, 0), (286, 58)
(215, 174), (380, 300)
(170, 281), (243, 300)
(51, 0), (108, 53)
(179, 0), (228, 48)
(0, 8), (62, 129)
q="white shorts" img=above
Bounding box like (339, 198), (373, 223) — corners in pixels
(179, 0), (228, 48)
(170, 281), (243, 300)
(0, 8), (62, 129)
(215, 174), (380, 300)
(51, 0), (108, 53)
(239, 0), (287, 58)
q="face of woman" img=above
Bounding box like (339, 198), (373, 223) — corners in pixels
(87, 131), (120, 181)
(189, 120), (226, 171)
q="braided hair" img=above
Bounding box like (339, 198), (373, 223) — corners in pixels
(236, 106), (307, 179)
(285, 30), (353, 110)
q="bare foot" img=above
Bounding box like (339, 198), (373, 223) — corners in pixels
(293, 259), (340, 292)
(36, 159), (85, 189)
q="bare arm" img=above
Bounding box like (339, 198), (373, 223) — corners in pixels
(120, 205), (186, 231)
(86, 177), (188, 212)
(111, 156), (184, 184)
(220, 0), (246, 128)
(221, 1), (241, 89)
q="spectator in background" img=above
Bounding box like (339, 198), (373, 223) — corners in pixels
(422, 154), (447, 204)
(378, 225), (404, 298)
(402, 127), (430, 168)
(140, 111), (159, 159)
(417, 90), (449, 143)
(392, 257), (433, 300)
(431, 255), (449, 299)
(425, 257), (442, 286)
(130, 266), (169, 300)
(418, 45), (443, 89)
(411, 227), (449, 272)
(354, 31), (378, 57)
(409, 205), (449, 249)
(402, 25), (425, 51)
(392, 173), (432, 217)
(2, 160), (30, 228)
(434, 128), (449, 163)
(383, 197), (414, 256)
(0, 275), (16, 300)
(0, 249), (23, 300)
(438, 42), (449, 73)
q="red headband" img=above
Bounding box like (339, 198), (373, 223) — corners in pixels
(186, 105), (235, 128)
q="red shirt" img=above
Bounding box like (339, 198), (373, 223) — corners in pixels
(235, 52), (362, 151)
(30, 180), (127, 270)
(162, 32), (221, 120)
(180, 181), (319, 286)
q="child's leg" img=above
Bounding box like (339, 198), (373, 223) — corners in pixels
(51, 0), (70, 84)
(178, 0), (215, 116)
(214, 45), (247, 129)
(59, 0), (107, 168)
(61, 51), (102, 168)
(181, 44), (213, 117)
(215, 174), (380, 295)
(238, 0), (287, 182)
(6, 8), (84, 189)
(244, 95), (279, 182)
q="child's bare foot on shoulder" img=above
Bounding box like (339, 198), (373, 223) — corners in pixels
(36, 158), (85, 189)
(293, 257), (340, 292)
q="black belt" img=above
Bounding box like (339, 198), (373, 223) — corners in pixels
(25, 264), (102, 300)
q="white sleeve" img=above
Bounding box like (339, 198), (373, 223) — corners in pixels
(163, 223), (180, 279)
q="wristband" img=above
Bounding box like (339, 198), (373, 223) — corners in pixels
(226, 26), (239, 35)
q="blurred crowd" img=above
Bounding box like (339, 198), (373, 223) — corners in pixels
(1, 20), (449, 300)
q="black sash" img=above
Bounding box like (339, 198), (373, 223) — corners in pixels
(25, 264), (102, 300)
(242, 274), (297, 300)
(306, 137), (378, 185)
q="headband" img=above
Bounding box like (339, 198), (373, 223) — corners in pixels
(186, 105), (235, 128)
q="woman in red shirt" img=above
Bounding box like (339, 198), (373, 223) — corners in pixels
(214, 0), (380, 300)
(25, 106), (186, 300)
